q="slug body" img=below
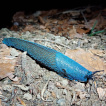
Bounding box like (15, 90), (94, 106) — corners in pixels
(3, 38), (93, 82)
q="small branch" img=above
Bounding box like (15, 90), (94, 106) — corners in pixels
(81, 10), (88, 25)
(41, 79), (52, 102)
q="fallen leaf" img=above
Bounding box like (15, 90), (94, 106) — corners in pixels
(85, 14), (106, 30)
(22, 25), (36, 32)
(0, 63), (14, 79)
(76, 27), (90, 34)
(10, 25), (18, 31)
(38, 16), (45, 24)
(69, 26), (83, 38)
(69, 26), (77, 38)
(0, 47), (18, 79)
(12, 11), (25, 23)
(65, 48), (106, 73)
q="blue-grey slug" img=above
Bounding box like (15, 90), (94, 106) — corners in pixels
(3, 37), (99, 82)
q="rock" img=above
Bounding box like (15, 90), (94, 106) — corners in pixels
(12, 32), (20, 37)
(61, 79), (68, 86)
(43, 90), (51, 98)
(62, 89), (67, 95)
(57, 98), (66, 106)
(23, 93), (32, 100)
(36, 93), (41, 99)
(21, 31), (32, 39)
(10, 48), (20, 57)
(73, 82), (85, 91)
(48, 81), (55, 91)
(13, 84), (29, 91)
(2, 85), (13, 92)
(55, 36), (62, 44)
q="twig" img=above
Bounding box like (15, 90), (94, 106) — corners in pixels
(34, 39), (72, 50)
(81, 10), (88, 25)
(41, 79), (52, 102)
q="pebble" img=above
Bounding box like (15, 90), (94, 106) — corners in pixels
(48, 81), (55, 91)
(12, 32), (20, 37)
(10, 48), (20, 57)
(62, 89), (67, 95)
(21, 31), (32, 39)
(73, 82), (85, 91)
(36, 93), (41, 99)
(44, 90), (51, 98)
(61, 79), (68, 86)
(13, 84), (29, 91)
(2, 85), (13, 92)
(57, 98), (66, 106)
(23, 93), (32, 100)
(55, 36), (62, 44)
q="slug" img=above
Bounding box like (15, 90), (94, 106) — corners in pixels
(2, 37), (99, 82)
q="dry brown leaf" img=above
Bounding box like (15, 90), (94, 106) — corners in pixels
(38, 16), (45, 24)
(22, 25), (36, 32)
(69, 26), (77, 38)
(0, 63), (14, 79)
(85, 14), (106, 30)
(69, 26), (83, 38)
(10, 25), (18, 31)
(65, 48), (106, 73)
(76, 27), (90, 34)
(12, 11), (25, 22)
(0, 46), (18, 79)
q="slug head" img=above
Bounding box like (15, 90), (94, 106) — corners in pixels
(56, 52), (93, 82)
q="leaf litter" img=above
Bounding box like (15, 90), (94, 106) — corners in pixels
(0, 5), (106, 106)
